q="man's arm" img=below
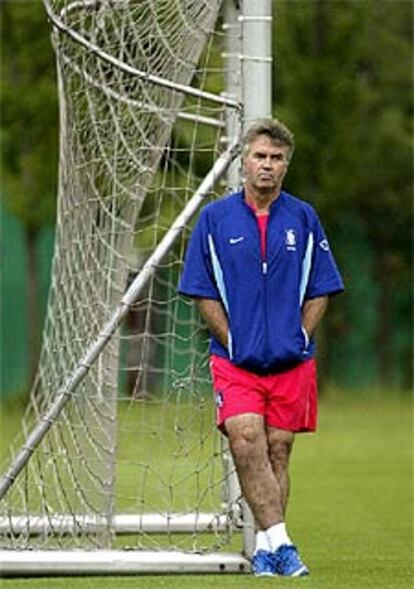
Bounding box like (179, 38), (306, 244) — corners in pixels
(302, 295), (329, 338)
(196, 298), (229, 349)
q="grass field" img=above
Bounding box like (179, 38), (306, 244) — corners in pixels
(1, 389), (412, 588)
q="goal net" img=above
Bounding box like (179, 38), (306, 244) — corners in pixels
(0, 0), (272, 575)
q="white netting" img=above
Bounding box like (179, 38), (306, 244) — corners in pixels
(0, 0), (244, 554)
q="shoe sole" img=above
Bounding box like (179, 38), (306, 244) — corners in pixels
(280, 566), (309, 577)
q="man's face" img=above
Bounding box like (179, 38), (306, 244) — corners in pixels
(243, 135), (290, 195)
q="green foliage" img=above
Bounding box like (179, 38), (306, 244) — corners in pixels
(275, 0), (411, 229)
(1, 0), (58, 232)
(274, 0), (412, 387)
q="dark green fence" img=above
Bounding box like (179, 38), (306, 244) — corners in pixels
(0, 201), (54, 399)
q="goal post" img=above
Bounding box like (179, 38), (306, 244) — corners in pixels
(0, 0), (273, 576)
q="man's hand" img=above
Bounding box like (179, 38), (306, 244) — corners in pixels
(196, 298), (229, 349)
(302, 296), (328, 339)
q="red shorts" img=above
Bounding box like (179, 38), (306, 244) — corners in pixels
(210, 355), (318, 433)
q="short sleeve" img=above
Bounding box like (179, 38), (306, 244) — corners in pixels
(304, 213), (344, 300)
(177, 209), (221, 300)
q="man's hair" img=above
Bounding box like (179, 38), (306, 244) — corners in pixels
(242, 118), (295, 161)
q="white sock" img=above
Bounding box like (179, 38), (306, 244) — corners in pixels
(254, 530), (271, 554)
(266, 522), (293, 552)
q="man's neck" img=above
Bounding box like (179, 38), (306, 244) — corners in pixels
(244, 187), (281, 215)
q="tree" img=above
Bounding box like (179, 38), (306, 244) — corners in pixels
(274, 0), (412, 387)
(1, 1), (58, 383)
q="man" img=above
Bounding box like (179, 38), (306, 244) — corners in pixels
(178, 118), (344, 577)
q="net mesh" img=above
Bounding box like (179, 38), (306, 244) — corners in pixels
(0, 0), (243, 552)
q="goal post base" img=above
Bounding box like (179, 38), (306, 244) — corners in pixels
(0, 550), (251, 576)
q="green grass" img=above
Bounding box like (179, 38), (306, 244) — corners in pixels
(1, 390), (413, 588)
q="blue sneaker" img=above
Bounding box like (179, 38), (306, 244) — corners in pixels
(251, 549), (276, 576)
(273, 544), (309, 577)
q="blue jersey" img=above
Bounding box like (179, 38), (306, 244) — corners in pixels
(178, 190), (344, 374)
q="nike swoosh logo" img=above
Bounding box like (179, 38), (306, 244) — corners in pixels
(229, 237), (245, 245)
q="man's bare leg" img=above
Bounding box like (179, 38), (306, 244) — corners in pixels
(266, 426), (294, 517)
(226, 414), (308, 577)
(225, 413), (283, 529)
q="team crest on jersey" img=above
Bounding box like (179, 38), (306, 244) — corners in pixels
(285, 229), (297, 251)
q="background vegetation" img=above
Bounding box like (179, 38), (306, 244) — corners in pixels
(0, 0), (412, 398)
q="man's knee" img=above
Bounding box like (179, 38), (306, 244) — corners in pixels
(226, 414), (266, 464)
(267, 428), (294, 467)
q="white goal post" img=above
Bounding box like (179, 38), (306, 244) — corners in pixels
(0, 0), (272, 576)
